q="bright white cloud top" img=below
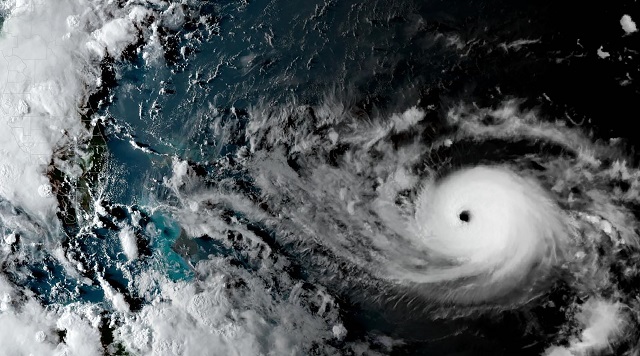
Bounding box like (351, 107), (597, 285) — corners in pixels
(621, 14), (638, 34)
(410, 166), (567, 302)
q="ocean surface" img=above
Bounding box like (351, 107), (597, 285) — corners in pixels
(1, 0), (640, 355)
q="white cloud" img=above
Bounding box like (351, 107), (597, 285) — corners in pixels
(0, 276), (104, 356)
(545, 298), (626, 355)
(119, 226), (139, 260)
(0, 0), (154, 227)
(621, 14), (638, 34)
(116, 265), (342, 355)
(597, 46), (610, 59)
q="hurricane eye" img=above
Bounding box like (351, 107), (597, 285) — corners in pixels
(459, 210), (471, 223)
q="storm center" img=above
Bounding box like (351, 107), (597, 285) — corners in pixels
(459, 210), (471, 222)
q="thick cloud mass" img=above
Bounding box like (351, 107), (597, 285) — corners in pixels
(410, 166), (566, 302)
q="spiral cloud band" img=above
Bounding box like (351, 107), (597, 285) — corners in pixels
(410, 166), (568, 303)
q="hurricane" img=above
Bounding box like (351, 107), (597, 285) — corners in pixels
(409, 165), (567, 302)
(164, 96), (640, 354)
(238, 101), (575, 306)
(1, 0), (639, 355)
